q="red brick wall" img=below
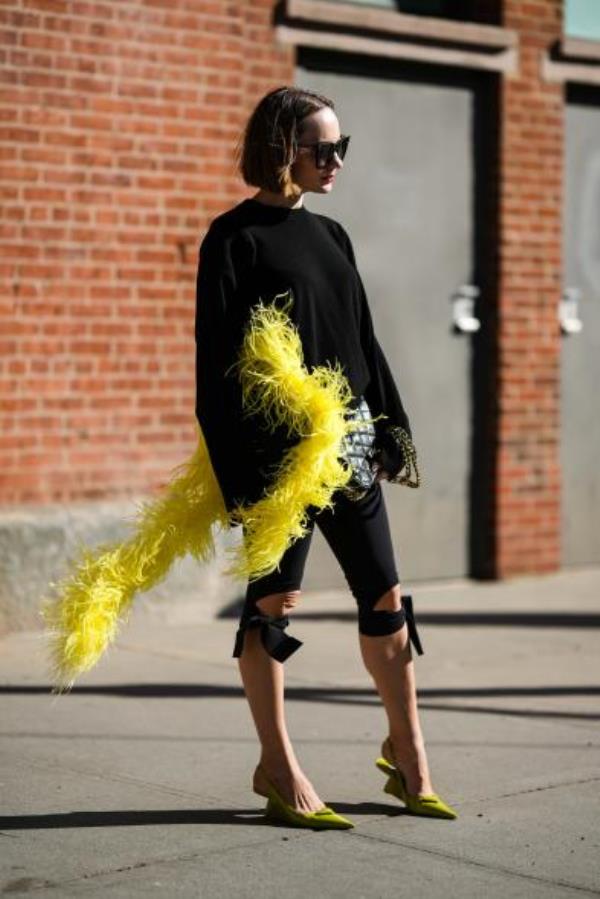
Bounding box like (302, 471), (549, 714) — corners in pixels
(0, 0), (294, 504)
(495, 0), (564, 574)
(1, 0), (566, 578)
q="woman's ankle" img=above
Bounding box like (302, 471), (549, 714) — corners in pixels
(386, 735), (432, 791)
(258, 749), (300, 775)
(387, 733), (426, 764)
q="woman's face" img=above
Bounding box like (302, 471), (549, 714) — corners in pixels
(289, 107), (345, 196)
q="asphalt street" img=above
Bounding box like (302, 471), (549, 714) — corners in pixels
(1, 566), (599, 898)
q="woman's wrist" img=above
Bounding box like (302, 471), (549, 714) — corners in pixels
(373, 424), (421, 488)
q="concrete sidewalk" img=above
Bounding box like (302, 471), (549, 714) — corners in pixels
(1, 567), (599, 898)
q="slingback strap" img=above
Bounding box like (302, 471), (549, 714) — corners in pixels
(401, 594), (424, 656)
(232, 612), (303, 663)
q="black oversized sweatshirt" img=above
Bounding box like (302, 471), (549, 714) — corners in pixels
(195, 197), (412, 514)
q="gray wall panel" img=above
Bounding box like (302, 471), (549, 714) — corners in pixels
(562, 93), (600, 566)
(295, 59), (476, 585)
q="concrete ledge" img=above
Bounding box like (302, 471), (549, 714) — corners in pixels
(279, 0), (519, 75)
(0, 499), (245, 636)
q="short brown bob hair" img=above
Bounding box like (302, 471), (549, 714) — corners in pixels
(236, 86), (335, 197)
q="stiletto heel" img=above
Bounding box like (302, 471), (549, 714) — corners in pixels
(375, 738), (458, 820)
(253, 764), (354, 830)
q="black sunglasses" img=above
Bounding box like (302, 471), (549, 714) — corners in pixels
(269, 135), (351, 169)
(296, 135), (351, 169)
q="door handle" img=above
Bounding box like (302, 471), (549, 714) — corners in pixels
(452, 284), (480, 333)
(559, 287), (583, 334)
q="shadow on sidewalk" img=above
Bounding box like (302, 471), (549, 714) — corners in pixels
(1, 683), (599, 721)
(0, 801), (401, 831)
(220, 605), (600, 628)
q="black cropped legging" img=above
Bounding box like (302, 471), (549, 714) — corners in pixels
(232, 481), (425, 662)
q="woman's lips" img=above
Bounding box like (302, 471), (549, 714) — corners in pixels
(322, 175), (335, 183)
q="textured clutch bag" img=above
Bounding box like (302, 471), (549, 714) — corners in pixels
(339, 396), (421, 500)
(338, 395), (379, 500)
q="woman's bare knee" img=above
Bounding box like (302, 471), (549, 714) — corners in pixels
(372, 583), (402, 612)
(255, 590), (302, 617)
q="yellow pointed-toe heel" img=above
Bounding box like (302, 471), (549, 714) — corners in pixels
(375, 738), (458, 820)
(253, 764), (354, 830)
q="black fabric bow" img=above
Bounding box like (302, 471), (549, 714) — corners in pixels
(358, 593), (424, 655)
(402, 594), (424, 655)
(232, 612), (303, 662)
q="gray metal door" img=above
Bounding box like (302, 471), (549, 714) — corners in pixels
(296, 53), (481, 585)
(562, 88), (600, 566)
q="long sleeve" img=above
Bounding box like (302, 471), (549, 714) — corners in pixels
(334, 222), (420, 487)
(195, 225), (257, 509)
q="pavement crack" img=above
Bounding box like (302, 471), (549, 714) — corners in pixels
(469, 774), (600, 804)
(3, 830), (308, 894)
(7, 754), (225, 807)
(353, 830), (600, 896)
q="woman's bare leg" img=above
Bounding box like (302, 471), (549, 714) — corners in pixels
(358, 584), (434, 796)
(237, 590), (325, 813)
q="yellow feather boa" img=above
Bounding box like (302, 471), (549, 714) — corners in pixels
(41, 291), (369, 691)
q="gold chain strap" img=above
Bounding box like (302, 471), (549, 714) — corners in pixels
(385, 425), (421, 488)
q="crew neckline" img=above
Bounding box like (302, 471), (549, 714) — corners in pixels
(244, 198), (308, 214)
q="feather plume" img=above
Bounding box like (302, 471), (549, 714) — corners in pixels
(223, 291), (357, 581)
(41, 291), (358, 689)
(41, 425), (227, 691)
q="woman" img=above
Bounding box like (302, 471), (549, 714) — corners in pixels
(195, 86), (457, 829)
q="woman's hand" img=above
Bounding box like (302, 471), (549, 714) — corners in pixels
(371, 461), (388, 482)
